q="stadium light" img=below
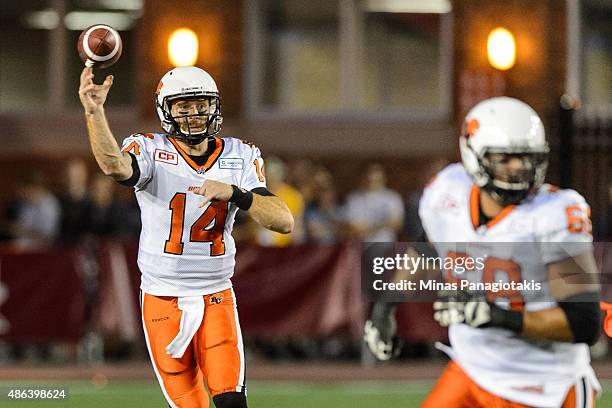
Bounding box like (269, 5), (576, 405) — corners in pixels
(168, 28), (199, 67)
(487, 27), (516, 71)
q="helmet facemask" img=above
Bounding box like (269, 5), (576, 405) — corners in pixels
(480, 150), (549, 206)
(159, 94), (223, 146)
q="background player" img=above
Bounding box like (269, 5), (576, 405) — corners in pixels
(79, 65), (293, 408)
(365, 97), (602, 408)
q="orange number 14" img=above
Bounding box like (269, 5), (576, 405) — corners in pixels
(164, 193), (228, 256)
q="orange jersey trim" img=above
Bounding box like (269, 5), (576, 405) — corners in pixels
(469, 185), (516, 230)
(122, 140), (140, 155)
(168, 136), (224, 173)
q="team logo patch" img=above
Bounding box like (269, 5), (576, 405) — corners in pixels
(219, 158), (244, 170)
(466, 118), (480, 138)
(154, 149), (178, 165)
(209, 293), (224, 305)
(435, 195), (459, 212)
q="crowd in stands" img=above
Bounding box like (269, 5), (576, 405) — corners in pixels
(235, 157), (436, 247)
(0, 158), (140, 248)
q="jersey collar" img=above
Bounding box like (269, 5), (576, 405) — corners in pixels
(168, 136), (224, 173)
(469, 185), (516, 230)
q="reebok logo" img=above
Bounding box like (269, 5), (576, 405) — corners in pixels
(152, 316), (170, 323)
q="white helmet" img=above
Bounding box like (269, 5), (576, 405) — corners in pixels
(459, 97), (549, 205)
(155, 66), (223, 145)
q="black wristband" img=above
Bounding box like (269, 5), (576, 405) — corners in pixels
(229, 185), (254, 211)
(559, 292), (601, 345)
(489, 304), (523, 333)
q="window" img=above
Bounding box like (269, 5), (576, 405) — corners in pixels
(0, 2), (50, 111)
(253, 0), (341, 113)
(581, 0), (612, 106)
(361, 12), (444, 111)
(0, 0), (142, 112)
(247, 0), (452, 118)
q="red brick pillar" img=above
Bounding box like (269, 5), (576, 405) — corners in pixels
(452, 0), (567, 123)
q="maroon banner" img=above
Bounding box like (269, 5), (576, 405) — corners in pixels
(0, 247), (86, 342)
(233, 244), (364, 337)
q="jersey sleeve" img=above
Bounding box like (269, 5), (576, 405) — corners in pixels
(239, 143), (267, 191)
(120, 134), (155, 190)
(535, 190), (593, 264)
(418, 171), (446, 242)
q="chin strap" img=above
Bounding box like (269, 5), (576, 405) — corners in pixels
(483, 182), (532, 206)
(185, 135), (208, 146)
(169, 131), (210, 146)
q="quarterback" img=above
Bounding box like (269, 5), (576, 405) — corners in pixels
(79, 66), (293, 408)
(365, 97), (601, 407)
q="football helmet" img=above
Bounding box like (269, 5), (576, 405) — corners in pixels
(155, 66), (223, 145)
(459, 97), (549, 206)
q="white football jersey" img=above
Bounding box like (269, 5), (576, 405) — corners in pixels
(419, 163), (599, 407)
(120, 134), (266, 297)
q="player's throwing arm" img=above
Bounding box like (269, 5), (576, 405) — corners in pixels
(78, 67), (133, 181)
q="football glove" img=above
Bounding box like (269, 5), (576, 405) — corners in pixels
(434, 293), (491, 328)
(363, 302), (402, 361)
(434, 290), (523, 332)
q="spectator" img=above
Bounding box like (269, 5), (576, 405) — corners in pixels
(289, 158), (316, 205)
(9, 172), (60, 247)
(304, 167), (340, 243)
(304, 187), (340, 243)
(344, 164), (403, 242)
(256, 157), (305, 246)
(58, 158), (91, 244)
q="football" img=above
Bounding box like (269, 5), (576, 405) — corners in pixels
(77, 24), (122, 69)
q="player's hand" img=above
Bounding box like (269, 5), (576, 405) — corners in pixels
(433, 290), (492, 328)
(79, 67), (113, 114)
(364, 303), (402, 361)
(194, 180), (233, 207)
